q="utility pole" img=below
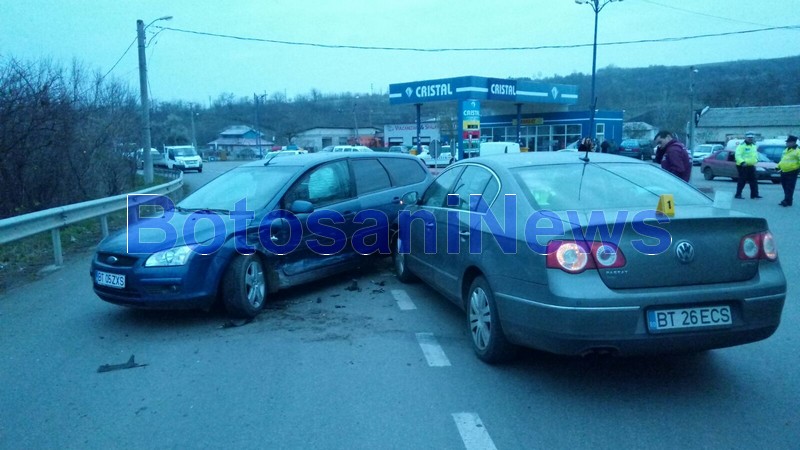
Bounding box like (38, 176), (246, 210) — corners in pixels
(689, 66), (698, 151)
(136, 16), (172, 184)
(137, 19), (154, 184)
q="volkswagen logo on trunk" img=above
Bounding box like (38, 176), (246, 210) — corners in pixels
(675, 241), (695, 264)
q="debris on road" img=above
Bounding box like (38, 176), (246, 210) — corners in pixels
(345, 279), (361, 292)
(97, 355), (147, 373)
(219, 317), (254, 329)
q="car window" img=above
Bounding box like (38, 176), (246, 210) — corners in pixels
(284, 160), (351, 207)
(351, 159), (392, 195)
(380, 158), (428, 186)
(756, 152), (772, 163)
(422, 166), (463, 208)
(513, 162), (711, 210)
(450, 165), (498, 212)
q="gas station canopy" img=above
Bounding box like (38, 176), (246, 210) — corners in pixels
(389, 76), (578, 106)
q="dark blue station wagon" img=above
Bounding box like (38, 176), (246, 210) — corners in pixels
(92, 152), (432, 318)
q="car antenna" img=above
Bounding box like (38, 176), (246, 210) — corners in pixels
(263, 152), (279, 166)
(579, 137), (592, 162)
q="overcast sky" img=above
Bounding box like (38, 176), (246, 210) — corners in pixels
(3, 0), (798, 105)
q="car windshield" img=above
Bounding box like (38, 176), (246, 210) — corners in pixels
(513, 162), (711, 210)
(178, 165), (296, 212)
(173, 148), (198, 157)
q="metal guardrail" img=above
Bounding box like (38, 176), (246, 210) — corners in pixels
(0, 171), (183, 266)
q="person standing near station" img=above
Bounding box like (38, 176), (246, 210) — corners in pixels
(734, 131), (761, 199)
(653, 131), (691, 182)
(777, 135), (800, 207)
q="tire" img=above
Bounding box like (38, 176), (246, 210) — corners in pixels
(702, 167), (714, 180)
(198, 167), (203, 173)
(393, 234), (416, 283)
(467, 276), (517, 364)
(222, 254), (267, 318)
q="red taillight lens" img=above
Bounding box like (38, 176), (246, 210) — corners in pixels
(546, 240), (626, 273)
(739, 231), (777, 261)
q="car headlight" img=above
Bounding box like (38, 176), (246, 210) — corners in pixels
(145, 245), (193, 267)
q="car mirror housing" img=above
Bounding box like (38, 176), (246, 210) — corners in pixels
(400, 191), (419, 206)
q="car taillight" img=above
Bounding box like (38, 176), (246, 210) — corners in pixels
(546, 240), (627, 273)
(738, 231), (777, 261)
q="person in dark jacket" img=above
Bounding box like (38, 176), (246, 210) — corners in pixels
(653, 131), (691, 182)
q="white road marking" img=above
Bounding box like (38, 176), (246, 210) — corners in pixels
(415, 332), (451, 367)
(452, 412), (498, 450)
(392, 289), (417, 310)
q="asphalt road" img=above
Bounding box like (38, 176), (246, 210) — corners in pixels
(0, 163), (798, 449)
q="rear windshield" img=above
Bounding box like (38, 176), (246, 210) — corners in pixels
(512, 162), (711, 210)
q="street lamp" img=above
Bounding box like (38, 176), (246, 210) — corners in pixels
(254, 93), (267, 157)
(189, 105), (198, 148)
(575, 0), (621, 143)
(353, 96), (360, 145)
(137, 15), (173, 184)
(689, 66), (699, 151)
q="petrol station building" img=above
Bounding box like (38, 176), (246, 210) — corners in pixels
(388, 76), (623, 158)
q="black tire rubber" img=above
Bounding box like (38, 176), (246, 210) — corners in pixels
(393, 234), (416, 283)
(466, 276), (517, 364)
(703, 167), (714, 180)
(222, 255), (267, 318)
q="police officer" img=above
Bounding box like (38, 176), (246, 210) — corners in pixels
(778, 135), (800, 207)
(734, 131), (761, 199)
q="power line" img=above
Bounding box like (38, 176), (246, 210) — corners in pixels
(153, 24), (800, 53)
(638, 0), (777, 28)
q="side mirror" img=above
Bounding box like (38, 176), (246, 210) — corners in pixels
(400, 191), (420, 206)
(289, 200), (314, 214)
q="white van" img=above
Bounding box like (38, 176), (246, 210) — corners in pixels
(160, 145), (203, 172)
(479, 141), (521, 157)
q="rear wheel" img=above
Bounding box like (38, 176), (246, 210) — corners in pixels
(703, 167), (715, 180)
(467, 277), (517, 364)
(222, 255), (266, 318)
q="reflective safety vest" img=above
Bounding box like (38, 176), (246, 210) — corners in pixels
(778, 146), (800, 172)
(735, 143), (758, 166)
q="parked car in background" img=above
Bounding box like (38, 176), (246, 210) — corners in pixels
(263, 149), (308, 159)
(416, 146), (454, 167)
(158, 145), (203, 172)
(479, 141), (521, 156)
(92, 152), (433, 318)
(691, 144), (724, 166)
(135, 148), (163, 169)
(331, 145), (373, 152)
(616, 138), (655, 161)
(388, 145), (411, 154)
(394, 152), (786, 363)
(701, 149), (780, 183)
(757, 139), (788, 163)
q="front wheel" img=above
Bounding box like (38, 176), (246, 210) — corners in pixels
(467, 277), (517, 364)
(222, 255), (267, 318)
(703, 167), (715, 180)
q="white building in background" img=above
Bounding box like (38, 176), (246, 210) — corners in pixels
(293, 127), (381, 151)
(384, 122), (441, 146)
